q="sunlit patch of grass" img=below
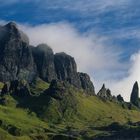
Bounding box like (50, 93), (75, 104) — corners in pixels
(0, 82), (4, 89)
(30, 78), (49, 95)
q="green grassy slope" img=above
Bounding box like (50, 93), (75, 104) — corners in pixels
(0, 103), (51, 140)
(37, 87), (140, 139)
(30, 78), (50, 95)
(37, 86), (140, 125)
(0, 80), (140, 139)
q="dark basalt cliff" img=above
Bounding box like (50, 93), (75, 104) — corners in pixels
(32, 44), (57, 82)
(0, 22), (95, 94)
(54, 52), (81, 89)
(0, 22), (35, 82)
(78, 72), (95, 94)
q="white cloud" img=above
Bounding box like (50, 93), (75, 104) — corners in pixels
(19, 22), (140, 101)
(108, 51), (140, 101)
(18, 22), (128, 93)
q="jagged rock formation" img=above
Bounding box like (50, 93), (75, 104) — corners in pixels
(0, 22), (95, 94)
(78, 72), (95, 94)
(130, 81), (140, 107)
(32, 44), (56, 82)
(0, 22), (35, 82)
(54, 52), (81, 88)
(45, 80), (67, 100)
(1, 80), (30, 97)
(54, 52), (95, 94)
(97, 84), (125, 103)
(117, 94), (124, 102)
(97, 84), (113, 100)
(1, 83), (9, 96)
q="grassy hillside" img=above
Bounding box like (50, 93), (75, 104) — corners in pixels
(34, 87), (140, 139)
(0, 80), (140, 139)
(0, 104), (48, 140)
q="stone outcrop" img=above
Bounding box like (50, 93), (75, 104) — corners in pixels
(117, 94), (124, 102)
(0, 22), (35, 82)
(130, 81), (140, 107)
(54, 52), (81, 88)
(46, 79), (66, 100)
(1, 82), (10, 96)
(97, 85), (125, 102)
(1, 80), (30, 97)
(78, 72), (95, 94)
(0, 22), (95, 95)
(97, 84), (112, 100)
(32, 44), (56, 82)
(54, 52), (95, 94)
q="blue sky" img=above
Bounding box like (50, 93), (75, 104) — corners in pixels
(0, 0), (140, 100)
(1, 0), (140, 58)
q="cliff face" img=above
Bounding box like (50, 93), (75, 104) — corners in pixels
(54, 52), (81, 88)
(0, 22), (95, 94)
(78, 72), (95, 94)
(0, 22), (35, 82)
(54, 53), (95, 94)
(32, 44), (57, 82)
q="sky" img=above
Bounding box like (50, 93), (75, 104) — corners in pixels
(0, 0), (140, 101)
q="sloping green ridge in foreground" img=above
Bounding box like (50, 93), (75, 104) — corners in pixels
(0, 80), (140, 140)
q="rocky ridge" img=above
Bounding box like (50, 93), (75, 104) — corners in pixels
(0, 22), (95, 95)
(0, 22), (140, 108)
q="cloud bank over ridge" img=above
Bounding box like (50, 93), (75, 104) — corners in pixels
(17, 22), (136, 100)
(1, 8), (140, 101)
(20, 22), (140, 101)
